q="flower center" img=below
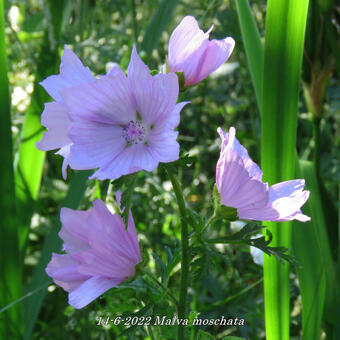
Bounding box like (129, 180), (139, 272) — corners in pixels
(122, 120), (146, 145)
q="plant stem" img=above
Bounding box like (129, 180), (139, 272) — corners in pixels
(200, 214), (217, 234)
(312, 116), (321, 176)
(164, 166), (189, 340)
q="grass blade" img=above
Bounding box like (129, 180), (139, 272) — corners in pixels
(0, 0), (23, 337)
(261, 1), (309, 339)
(292, 160), (327, 339)
(141, 0), (179, 60)
(235, 0), (263, 110)
(23, 171), (91, 340)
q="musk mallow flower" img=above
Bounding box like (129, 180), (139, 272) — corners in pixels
(45, 198), (141, 309)
(63, 45), (189, 180)
(216, 127), (311, 222)
(36, 45), (96, 179)
(168, 16), (235, 86)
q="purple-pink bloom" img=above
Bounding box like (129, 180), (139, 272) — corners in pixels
(45, 198), (141, 309)
(168, 16), (235, 86)
(36, 46), (95, 179)
(62, 45), (189, 180)
(216, 127), (311, 222)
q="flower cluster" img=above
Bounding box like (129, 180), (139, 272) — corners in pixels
(40, 16), (310, 308)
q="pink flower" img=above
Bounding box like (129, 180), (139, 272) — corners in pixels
(168, 16), (235, 86)
(63, 45), (189, 180)
(45, 198), (141, 309)
(216, 127), (310, 222)
(36, 46), (95, 179)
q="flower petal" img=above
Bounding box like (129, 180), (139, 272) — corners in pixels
(68, 276), (121, 309)
(218, 127), (263, 181)
(148, 128), (179, 163)
(168, 16), (210, 83)
(216, 128), (268, 209)
(238, 180), (310, 222)
(45, 253), (89, 292)
(138, 73), (179, 127)
(194, 37), (235, 84)
(36, 102), (71, 151)
(62, 71), (136, 125)
(91, 144), (158, 180)
(68, 120), (126, 170)
(40, 45), (94, 103)
(59, 207), (92, 252)
(56, 144), (72, 180)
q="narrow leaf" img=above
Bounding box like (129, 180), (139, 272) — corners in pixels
(141, 0), (179, 60)
(235, 0), (264, 110)
(0, 0), (23, 337)
(261, 1), (309, 339)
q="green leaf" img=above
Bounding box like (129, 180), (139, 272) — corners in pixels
(152, 253), (167, 284)
(261, 1), (309, 339)
(235, 0), (264, 110)
(292, 160), (327, 339)
(222, 337), (245, 340)
(141, 0), (179, 60)
(0, 0), (23, 337)
(197, 330), (215, 340)
(113, 173), (137, 229)
(293, 160), (339, 338)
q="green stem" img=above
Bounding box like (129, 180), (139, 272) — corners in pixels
(312, 116), (321, 176)
(200, 214), (217, 234)
(164, 166), (189, 340)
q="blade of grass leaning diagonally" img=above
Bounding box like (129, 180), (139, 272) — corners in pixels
(261, 1), (309, 339)
(0, 0), (23, 338)
(141, 0), (179, 61)
(235, 0), (264, 110)
(23, 171), (92, 340)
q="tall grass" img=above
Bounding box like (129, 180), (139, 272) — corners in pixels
(0, 0), (23, 338)
(261, 1), (309, 339)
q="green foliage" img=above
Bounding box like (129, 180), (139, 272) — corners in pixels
(141, 0), (179, 60)
(261, 1), (309, 339)
(0, 0), (22, 337)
